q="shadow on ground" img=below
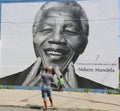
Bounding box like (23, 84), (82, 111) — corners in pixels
(25, 104), (109, 111)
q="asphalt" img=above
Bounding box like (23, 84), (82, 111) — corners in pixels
(0, 89), (120, 111)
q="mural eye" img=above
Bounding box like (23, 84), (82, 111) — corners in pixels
(64, 30), (76, 35)
(40, 28), (53, 34)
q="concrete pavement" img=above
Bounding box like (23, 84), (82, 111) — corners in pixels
(0, 107), (40, 111)
(0, 89), (120, 111)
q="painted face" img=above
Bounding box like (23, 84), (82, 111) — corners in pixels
(33, 10), (84, 71)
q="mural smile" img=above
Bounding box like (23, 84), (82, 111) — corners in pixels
(45, 48), (69, 56)
(47, 50), (62, 56)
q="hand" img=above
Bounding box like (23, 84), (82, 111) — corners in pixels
(67, 62), (78, 87)
(22, 57), (42, 86)
(53, 67), (61, 86)
(54, 62), (78, 88)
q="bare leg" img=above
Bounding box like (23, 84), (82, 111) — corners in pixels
(43, 99), (48, 111)
(49, 96), (54, 107)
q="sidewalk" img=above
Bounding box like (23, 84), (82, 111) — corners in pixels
(0, 89), (120, 111)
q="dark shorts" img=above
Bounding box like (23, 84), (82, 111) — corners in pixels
(41, 86), (52, 99)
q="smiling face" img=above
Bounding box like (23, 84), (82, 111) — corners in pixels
(33, 2), (89, 71)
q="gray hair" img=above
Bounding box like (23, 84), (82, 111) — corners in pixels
(32, 1), (89, 38)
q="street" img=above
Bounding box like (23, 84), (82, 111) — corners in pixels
(0, 107), (42, 111)
(0, 106), (96, 111)
(0, 106), (82, 111)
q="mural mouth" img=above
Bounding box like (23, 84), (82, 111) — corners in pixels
(38, 40), (75, 72)
(45, 48), (69, 56)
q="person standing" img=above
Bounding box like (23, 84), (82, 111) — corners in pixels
(41, 67), (54, 111)
(58, 75), (64, 92)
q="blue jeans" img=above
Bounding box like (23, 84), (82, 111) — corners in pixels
(41, 85), (52, 99)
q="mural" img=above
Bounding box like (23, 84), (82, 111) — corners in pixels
(0, 0), (119, 89)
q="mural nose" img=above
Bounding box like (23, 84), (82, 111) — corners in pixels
(48, 33), (66, 44)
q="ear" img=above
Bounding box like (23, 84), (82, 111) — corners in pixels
(33, 44), (40, 58)
(79, 38), (88, 54)
(72, 38), (88, 63)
